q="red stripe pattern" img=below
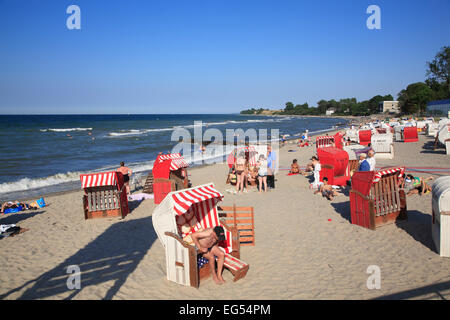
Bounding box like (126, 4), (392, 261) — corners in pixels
(316, 136), (335, 149)
(157, 153), (189, 171)
(224, 253), (248, 271)
(373, 167), (405, 183)
(80, 171), (117, 188)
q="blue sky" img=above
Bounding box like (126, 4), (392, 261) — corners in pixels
(0, 0), (449, 114)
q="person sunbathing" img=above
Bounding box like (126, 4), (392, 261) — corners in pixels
(314, 177), (340, 200)
(403, 174), (434, 196)
(1, 201), (37, 213)
(191, 226), (227, 285)
(297, 139), (309, 147)
(290, 159), (300, 174)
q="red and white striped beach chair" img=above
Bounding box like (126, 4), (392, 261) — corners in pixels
(350, 167), (407, 230)
(151, 153), (190, 204)
(80, 171), (129, 219)
(152, 183), (249, 287)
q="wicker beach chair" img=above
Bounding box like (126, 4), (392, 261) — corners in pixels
(350, 167), (407, 230)
(152, 183), (250, 287)
(151, 153), (190, 204)
(80, 171), (129, 219)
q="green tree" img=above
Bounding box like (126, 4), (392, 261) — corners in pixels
(426, 46), (450, 92)
(398, 82), (434, 115)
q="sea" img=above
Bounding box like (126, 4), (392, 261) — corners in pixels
(0, 114), (349, 201)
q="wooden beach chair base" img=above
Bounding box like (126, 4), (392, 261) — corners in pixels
(164, 220), (248, 287)
(198, 253), (249, 282)
(82, 185), (128, 219)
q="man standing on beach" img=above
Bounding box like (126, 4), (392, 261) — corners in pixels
(367, 150), (376, 171)
(191, 226), (227, 285)
(266, 145), (276, 189)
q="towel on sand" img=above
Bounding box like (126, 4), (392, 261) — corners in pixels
(128, 193), (154, 201)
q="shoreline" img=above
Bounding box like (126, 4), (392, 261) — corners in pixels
(2, 120), (353, 203)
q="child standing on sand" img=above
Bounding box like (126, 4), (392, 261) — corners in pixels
(257, 154), (268, 193)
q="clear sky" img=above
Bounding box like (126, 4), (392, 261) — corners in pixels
(1, 0), (449, 114)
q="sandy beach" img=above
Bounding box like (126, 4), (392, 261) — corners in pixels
(1, 130), (449, 300)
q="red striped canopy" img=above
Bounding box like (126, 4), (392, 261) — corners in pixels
(80, 171), (118, 188)
(315, 136), (335, 149)
(171, 184), (223, 216)
(169, 184), (232, 253)
(373, 167), (405, 183)
(156, 153), (189, 171)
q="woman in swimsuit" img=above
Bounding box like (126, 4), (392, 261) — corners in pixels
(235, 152), (246, 194)
(117, 162), (132, 195)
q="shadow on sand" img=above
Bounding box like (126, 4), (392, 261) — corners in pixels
(330, 201), (352, 223)
(0, 216), (157, 300)
(420, 140), (446, 155)
(373, 280), (450, 300)
(395, 209), (436, 253)
(0, 211), (46, 225)
(331, 203), (437, 253)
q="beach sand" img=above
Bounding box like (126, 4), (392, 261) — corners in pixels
(1, 132), (449, 300)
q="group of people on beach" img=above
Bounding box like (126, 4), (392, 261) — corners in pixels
(227, 145), (276, 194)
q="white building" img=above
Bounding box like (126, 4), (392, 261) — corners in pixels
(379, 101), (400, 114)
(326, 108), (336, 116)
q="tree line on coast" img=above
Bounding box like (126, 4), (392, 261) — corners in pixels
(241, 46), (449, 117)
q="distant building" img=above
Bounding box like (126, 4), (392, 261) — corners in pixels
(427, 99), (450, 117)
(379, 101), (400, 114)
(326, 108), (336, 116)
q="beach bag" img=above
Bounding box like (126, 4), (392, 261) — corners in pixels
(31, 197), (46, 208)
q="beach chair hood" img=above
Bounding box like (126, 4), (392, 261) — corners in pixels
(80, 171), (124, 190)
(153, 153), (189, 180)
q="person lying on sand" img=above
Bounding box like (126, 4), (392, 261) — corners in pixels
(191, 226), (227, 285)
(314, 177), (340, 200)
(1, 201), (38, 213)
(402, 174), (434, 196)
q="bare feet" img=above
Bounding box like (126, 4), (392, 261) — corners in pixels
(213, 276), (224, 285)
